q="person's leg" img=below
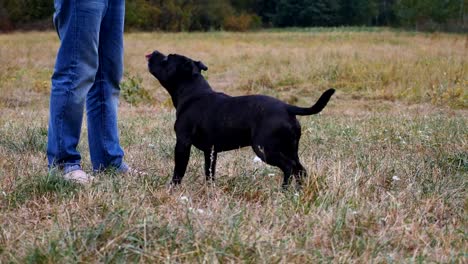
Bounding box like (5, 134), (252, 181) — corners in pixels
(47, 0), (106, 173)
(86, 0), (127, 172)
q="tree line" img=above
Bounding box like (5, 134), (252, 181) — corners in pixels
(0, 0), (466, 32)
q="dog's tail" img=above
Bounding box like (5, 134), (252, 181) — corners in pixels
(286, 89), (335, 116)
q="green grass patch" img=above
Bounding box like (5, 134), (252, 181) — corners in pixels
(5, 172), (81, 208)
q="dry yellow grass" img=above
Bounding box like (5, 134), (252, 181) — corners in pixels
(0, 29), (467, 262)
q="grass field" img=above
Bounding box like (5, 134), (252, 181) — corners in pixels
(0, 29), (467, 263)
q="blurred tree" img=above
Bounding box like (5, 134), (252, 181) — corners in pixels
(3, 0), (53, 24)
(125, 0), (161, 30)
(339, 0), (378, 25)
(0, 2), (13, 31)
(375, 0), (397, 25)
(230, 0), (257, 11)
(394, 0), (463, 30)
(158, 0), (194, 31)
(298, 0), (341, 26)
(274, 0), (342, 26)
(190, 0), (234, 30)
(0, 0), (465, 31)
(224, 12), (262, 31)
(252, 0), (280, 25)
(273, 0), (303, 26)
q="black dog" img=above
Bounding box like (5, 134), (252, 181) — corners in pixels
(147, 51), (335, 188)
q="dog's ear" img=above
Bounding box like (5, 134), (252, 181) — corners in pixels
(195, 61), (208, 72)
(179, 58), (208, 78)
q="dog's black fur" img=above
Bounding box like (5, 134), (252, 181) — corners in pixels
(147, 51), (335, 188)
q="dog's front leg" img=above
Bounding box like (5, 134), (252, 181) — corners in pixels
(172, 139), (192, 185)
(204, 148), (217, 182)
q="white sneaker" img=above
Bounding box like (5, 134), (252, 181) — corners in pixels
(63, 169), (94, 184)
(125, 167), (148, 176)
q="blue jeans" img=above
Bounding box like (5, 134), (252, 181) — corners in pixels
(47, 0), (127, 173)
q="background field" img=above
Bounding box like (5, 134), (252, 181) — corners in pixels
(0, 29), (467, 262)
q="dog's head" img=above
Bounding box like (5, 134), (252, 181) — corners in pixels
(146, 51), (208, 89)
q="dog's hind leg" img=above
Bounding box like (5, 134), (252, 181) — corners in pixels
(204, 148), (217, 182)
(292, 162), (307, 187)
(252, 145), (294, 189)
